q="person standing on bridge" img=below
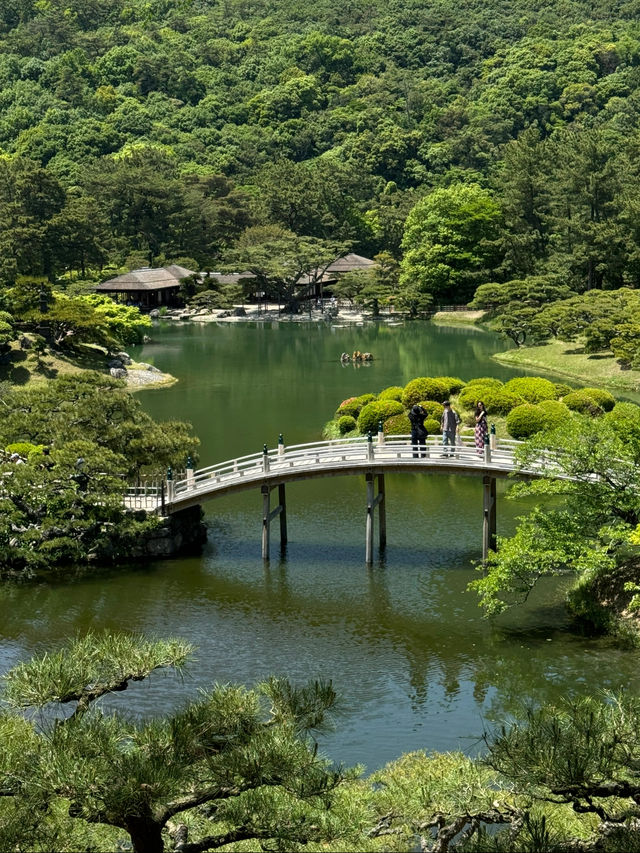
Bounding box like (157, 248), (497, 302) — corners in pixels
(409, 403), (428, 458)
(474, 400), (488, 456)
(440, 401), (460, 457)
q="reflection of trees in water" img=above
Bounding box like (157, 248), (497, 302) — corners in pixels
(2, 547), (635, 737)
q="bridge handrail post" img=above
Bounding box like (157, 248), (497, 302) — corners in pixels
(367, 432), (374, 461)
(263, 444), (270, 473)
(483, 433), (491, 464)
(377, 420), (385, 446)
(278, 433), (285, 457)
(166, 467), (174, 503)
(490, 423), (497, 451)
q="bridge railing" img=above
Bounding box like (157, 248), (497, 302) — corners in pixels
(170, 433), (527, 497)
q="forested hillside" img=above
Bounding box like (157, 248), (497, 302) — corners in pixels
(2, 0), (640, 300)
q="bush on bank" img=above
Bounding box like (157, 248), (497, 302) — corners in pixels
(323, 374), (635, 441)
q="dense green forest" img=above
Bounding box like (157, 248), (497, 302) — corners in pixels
(3, 0), (640, 304)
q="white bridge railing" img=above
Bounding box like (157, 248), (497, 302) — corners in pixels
(124, 433), (563, 514)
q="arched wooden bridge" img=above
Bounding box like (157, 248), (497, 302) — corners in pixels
(125, 433), (553, 564)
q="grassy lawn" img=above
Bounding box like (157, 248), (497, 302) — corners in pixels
(431, 310), (487, 326)
(492, 339), (640, 394)
(0, 341), (175, 390)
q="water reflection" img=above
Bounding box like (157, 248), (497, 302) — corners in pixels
(1, 322), (638, 772)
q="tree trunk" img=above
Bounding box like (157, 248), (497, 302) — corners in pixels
(126, 818), (165, 853)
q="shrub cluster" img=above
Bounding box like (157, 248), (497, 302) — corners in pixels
(506, 404), (549, 439)
(357, 400), (404, 434)
(562, 390), (604, 416)
(378, 385), (404, 402)
(383, 413), (411, 435)
(503, 376), (557, 403)
(402, 377), (450, 407)
(336, 393), (377, 418)
(337, 415), (357, 435)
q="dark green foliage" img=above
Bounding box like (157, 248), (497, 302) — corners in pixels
(417, 400), (444, 420)
(383, 412), (411, 435)
(459, 385), (524, 415)
(562, 390), (604, 416)
(356, 399), (403, 434)
(580, 387), (616, 412)
(377, 385), (404, 402)
(402, 377), (449, 407)
(554, 383), (574, 398)
(335, 393), (377, 418)
(537, 399), (572, 429)
(505, 404), (549, 439)
(337, 414), (357, 434)
(503, 377), (557, 403)
(0, 632), (353, 853)
(424, 417), (440, 435)
(0, 373), (199, 575)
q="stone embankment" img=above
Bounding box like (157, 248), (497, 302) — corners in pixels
(108, 350), (176, 389)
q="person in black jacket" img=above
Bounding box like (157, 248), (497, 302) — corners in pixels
(408, 403), (427, 458)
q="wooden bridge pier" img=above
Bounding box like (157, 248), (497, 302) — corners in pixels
(261, 482), (287, 560)
(365, 472), (386, 565)
(482, 475), (497, 562)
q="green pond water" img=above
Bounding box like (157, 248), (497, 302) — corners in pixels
(1, 319), (638, 773)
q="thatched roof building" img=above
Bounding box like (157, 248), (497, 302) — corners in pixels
(95, 265), (195, 308)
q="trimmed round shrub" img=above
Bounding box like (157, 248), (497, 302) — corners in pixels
(605, 402), (640, 435)
(465, 377), (504, 389)
(383, 413), (411, 435)
(378, 385), (404, 402)
(580, 387), (616, 412)
(503, 377), (557, 403)
(479, 387), (525, 415)
(439, 376), (466, 394)
(554, 383), (574, 399)
(418, 400), (444, 420)
(506, 404), (548, 439)
(335, 393), (377, 418)
(538, 399), (571, 429)
(424, 418), (441, 435)
(402, 377), (450, 407)
(562, 390), (604, 416)
(357, 400), (404, 434)
(458, 384), (501, 411)
(337, 415), (357, 435)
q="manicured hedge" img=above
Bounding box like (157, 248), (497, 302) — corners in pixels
(562, 390), (604, 416)
(357, 400), (404, 434)
(418, 400), (445, 420)
(458, 385), (523, 414)
(580, 387), (616, 412)
(383, 413), (411, 435)
(337, 415), (357, 435)
(503, 376), (557, 403)
(336, 393), (377, 418)
(439, 376), (466, 394)
(378, 385), (404, 402)
(506, 404), (549, 439)
(465, 377), (503, 389)
(402, 377), (450, 407)
(424, 418), (441, 435)
(538, 399), (572, 428)
(554, 383), (574, 398)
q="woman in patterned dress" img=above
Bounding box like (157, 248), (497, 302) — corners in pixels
(474, 401), (488, 455)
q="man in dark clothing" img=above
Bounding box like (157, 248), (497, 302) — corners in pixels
(408, 404), (428, 458)
(440, 400), (461, 456)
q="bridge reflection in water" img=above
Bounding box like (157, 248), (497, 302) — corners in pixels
(125, 433), (550, 564)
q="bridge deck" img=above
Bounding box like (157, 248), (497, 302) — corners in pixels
(124, 434), (548, 514)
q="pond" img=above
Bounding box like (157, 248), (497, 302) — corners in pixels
(1, 319), (638, 773)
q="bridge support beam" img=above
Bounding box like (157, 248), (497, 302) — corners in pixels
(261, 482), (287, 561)
(365, 472), (386, 565)
(482, 476), (497, 563)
